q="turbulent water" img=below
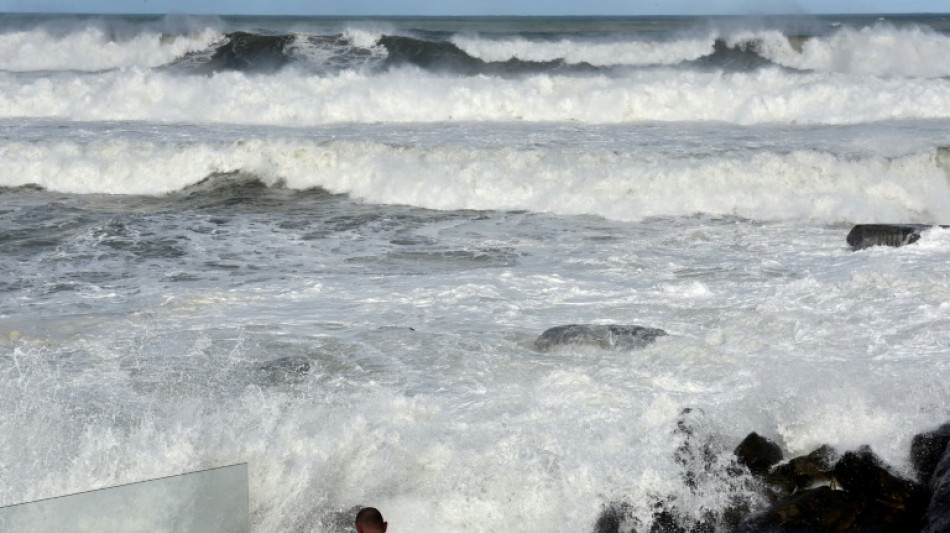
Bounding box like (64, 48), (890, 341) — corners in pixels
(2, 12), (950, 532)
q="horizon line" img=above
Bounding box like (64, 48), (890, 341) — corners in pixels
(1, 10), (949, 17)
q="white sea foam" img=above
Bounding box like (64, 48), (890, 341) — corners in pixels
(4, 14), (950, 533)
(451, 33), (714, 66)
(0, 23), (221, 72)
(3, 66), (950, 126)
(3, 133), (949, 223)
(3, 213), (949, 531)
(763, 23), (950, 78)
(455, 22), (950, 78)
(340, 23), (392, 49)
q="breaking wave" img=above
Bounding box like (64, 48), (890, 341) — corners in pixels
(3, 15), (950, 77)
(3, 134), (950, 224)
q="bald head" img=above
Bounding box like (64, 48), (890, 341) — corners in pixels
(355, 507), (387, 533)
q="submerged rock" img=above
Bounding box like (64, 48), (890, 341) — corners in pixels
(846, 224), (930, 250)
(251, 355), (312, 385)
(535, 324), (667, 351)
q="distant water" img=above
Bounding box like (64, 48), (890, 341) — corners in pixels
(2, 13), (950, 532)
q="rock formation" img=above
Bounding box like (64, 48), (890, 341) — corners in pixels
(535, 324), (667, 351)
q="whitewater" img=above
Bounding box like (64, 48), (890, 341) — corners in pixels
(2, 12), (950, 533)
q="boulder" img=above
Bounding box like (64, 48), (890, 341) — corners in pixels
(834, 446), (924, 501)
(846, 224), (929, 250)
(923, 442), (950, 533)
(593, 502), (631, 533)
(912, 422), (950, 485)
(593, 421), (950, 533)
(747, 445), (926, 531)
(766, 445), (838, 497)
(535, 324), (667, 351)
(734, 432), (783, 477)
(591, 409), (755, 533)
(738, 486), (865, 532)
(833, 446), (928, 530)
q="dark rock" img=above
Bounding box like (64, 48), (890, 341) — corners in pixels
(720, 497), (753, 531)
(670, 410), (762, 531)
(912, 422), (950, 485)
(834, 446), (920, 501)
(734, 442), (932, 532)
(833, 446), (929, 530)
(535, 324), (667, 351)
(923, 443), (950, 533)
(647, 500), (717, 533)
(767, 445), (839, 496)
(592, 410), (760, 533)
(738, 486), (866, 532)
(594, 502), (633, 533)
(846, 224), (930, 251)
(649, 507), (687, 533)
(673, 409), (717, 491)
(734, 432), (783, 477)
(596, 422), (946, 533)
(675, 408), (708, 437)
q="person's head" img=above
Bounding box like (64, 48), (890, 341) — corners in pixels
(355, 507), (387, 533)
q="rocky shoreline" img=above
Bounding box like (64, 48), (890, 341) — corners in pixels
(594, 409), (950, 533)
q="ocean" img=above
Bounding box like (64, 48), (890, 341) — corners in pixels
(1, 11), (950, 532)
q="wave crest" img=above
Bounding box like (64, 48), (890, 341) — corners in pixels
(0, 15), (221, 72)
(764, 23), (950, 77)
(3, 135), (949, 224)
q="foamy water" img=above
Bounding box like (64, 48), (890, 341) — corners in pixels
(2, 13), (950, 533)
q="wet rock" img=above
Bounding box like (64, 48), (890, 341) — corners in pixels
(535, 324), (667, 351)
(912, 422), (950, 485)
(734, 432), (783, 477)
(832, 446), (928, 530)
(595, 419), (950, 533)
(846, 224), (929, 250)
(834, 446), (923, 501)
(669, 409), (760, 531)
(766, 445), (839, 496)
(738, 486), (866, 532)
(594, 502), (634, 533)
(746, 445), (928, 531)
(923, 441), (950, 533)
(649, 506), (688, 533)
(592, 409), (758, 533)
(673, 408), (717, 491)
(590, 417), (950, 533)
